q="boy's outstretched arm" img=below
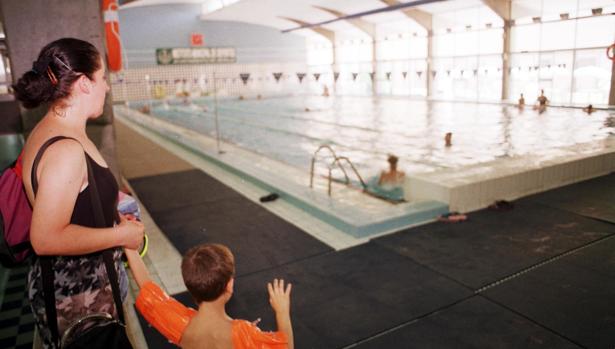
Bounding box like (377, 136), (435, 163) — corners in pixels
(125, 248), (151, 288)
(268, 279), (294, 349)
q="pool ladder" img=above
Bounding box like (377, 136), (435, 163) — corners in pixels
(309, 145), (367, 196)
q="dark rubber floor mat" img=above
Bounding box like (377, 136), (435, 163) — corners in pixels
(129, 169), (245, 214)
(224, 243), (472, 349)
(374, 200), (615, 289)
(522, 173), (615, 224)
(483, 236), (615, 349)
(352, 296), (581, 349)
(129, 170), (332, 277)
(150, 197), (332, 276)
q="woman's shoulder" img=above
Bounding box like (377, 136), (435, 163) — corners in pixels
(24, 134), (85, 175)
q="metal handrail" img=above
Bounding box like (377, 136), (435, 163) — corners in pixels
(309, 144), (367, 197)
(309, 145), (349, 188)
(327, 156), (367, 196)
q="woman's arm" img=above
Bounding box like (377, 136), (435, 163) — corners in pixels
(124, 247), (151, 288)
(29, 140), (144, 255)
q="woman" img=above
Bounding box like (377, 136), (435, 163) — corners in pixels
(12, 38), (144, 347)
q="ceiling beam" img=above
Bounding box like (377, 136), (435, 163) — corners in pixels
(380, 0), (432, 31)
(282, 0), (446, 33)
(278, 16), (335, 42)
(481, 0), (511, 21)
(312, 5), (375, 37)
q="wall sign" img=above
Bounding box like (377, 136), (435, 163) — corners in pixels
(156, 47), (236, 65)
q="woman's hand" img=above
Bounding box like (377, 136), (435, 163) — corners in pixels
(117, 214), (145, 249)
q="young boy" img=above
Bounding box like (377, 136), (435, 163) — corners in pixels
(125, 243), (293, 349)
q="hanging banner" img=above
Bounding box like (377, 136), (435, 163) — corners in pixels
(431, 70), (437, 78)
(352, 73), (358, 81)
(273, 73), (283, 82)
(460, 70), (464, 76)
(386, 72), (391, 80)
(156, 47), (236, 65)
(239, 73), (250, 85)
(473, 69), (478, 76)
(313, 73), (321, 81)
(297, 73), (306, 83)
(333, 72), (340, 82)
(369, 72), (375, 81)
(416, 71), (423, 78)
(402, 71), (407, 79)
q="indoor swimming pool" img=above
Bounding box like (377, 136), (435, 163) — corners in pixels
(129, 96), (615, 178)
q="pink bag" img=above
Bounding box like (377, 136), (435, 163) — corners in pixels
(0, 161), (33, 267)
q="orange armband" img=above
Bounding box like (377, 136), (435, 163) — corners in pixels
(135, 281), (196, 345)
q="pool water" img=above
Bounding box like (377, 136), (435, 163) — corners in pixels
(129, 96), (615, 179)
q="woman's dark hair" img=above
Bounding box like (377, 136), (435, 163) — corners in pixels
(12, 38), (101, 109)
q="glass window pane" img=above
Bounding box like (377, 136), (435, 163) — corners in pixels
(511, 24), (541, 52)
(572, 48), (612, 104)
(575, 16), (615, 49)
(540, 21), (576, 50)
(479, 29), (503, 55)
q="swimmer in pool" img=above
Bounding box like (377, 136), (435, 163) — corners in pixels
(583, 104), (595, 114)
(534, 89), (548, 113)
(378, 154), (405, 186)
(518, 93), (525, 109)
(444, 132), (453, 147)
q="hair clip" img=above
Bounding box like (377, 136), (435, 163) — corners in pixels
(53, 55), (72, 71)
(46, 67), (58, 86)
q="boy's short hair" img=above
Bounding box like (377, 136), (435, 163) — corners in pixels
(181, 243), (235, 303)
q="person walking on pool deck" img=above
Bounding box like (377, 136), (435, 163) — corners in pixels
(125, 243), (294, 349)
(12, 38), (144, 347)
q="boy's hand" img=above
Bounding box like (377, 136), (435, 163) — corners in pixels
(267, 279), (292, 315)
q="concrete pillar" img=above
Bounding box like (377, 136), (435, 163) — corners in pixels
(372, 39), (378, 96)
(427, 31), (434, 98)
(0, 0), (120, 179)
(502, 21), (511, 101)
(610, 57), (615, 106)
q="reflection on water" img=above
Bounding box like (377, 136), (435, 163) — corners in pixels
(129, 96), (615, 176)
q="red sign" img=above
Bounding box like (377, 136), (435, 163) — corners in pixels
(191, 33), (204, 47)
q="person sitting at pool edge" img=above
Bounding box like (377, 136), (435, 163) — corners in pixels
(125, 244), (294, 349)
(379, 154), (405, 186)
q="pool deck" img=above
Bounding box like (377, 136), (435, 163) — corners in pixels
(408, 136), (615, 212)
